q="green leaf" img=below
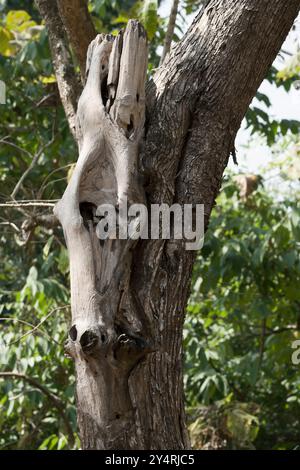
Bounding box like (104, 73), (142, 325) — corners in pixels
(139, 0), (158, 40)
(256, 92), (271, 108)
(57, 247), (69, 275)
(6, 10), (36, 33)
(0, 26), (15, 57)
(25, 266), (39, 297)
(43, 235), (54, 259)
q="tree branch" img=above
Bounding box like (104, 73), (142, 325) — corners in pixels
(10, 136), (56, 199)
(0, 317), (54, 343)
(35, 0), (81, 139)
(0, 201), (56, 207)
(0, 138), (33, 160)
(18, 213), (59, 244)
(0, 221), (20, 232)
(174, 0), (300, 218)
(57, 0), (96, 81)
(142, 0), (300, 216)
(7, 305), (69, 346)
(159, 0), (180, 66)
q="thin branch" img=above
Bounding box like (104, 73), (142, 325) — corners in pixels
(0, 372), (74, 447)
(0, 221), (20, 232)
(0, 317), (54, 343)
(2, 306), (69, 346)
(21, 213), (59, 233)
(266, 325), (300, 335)
(13, 306), (70, 346)
(10, 136), (56, 199)
(159, 0), (180, 66)
(0, 138), (33, 160)
(40, 176), (68, 194)
(242, 325), (300, 339)
(0, 202), (56, 208)
(37, 163), (73, 199)
(1, 199), (59, 203)
(0, 317), (41, 329)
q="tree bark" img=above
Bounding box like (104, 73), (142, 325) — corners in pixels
(52, 0), (300, 450)
(56, 0), (96, 81)
(35, 0), (81, 139)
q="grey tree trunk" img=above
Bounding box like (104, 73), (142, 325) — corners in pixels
(48, 0), (300, 450)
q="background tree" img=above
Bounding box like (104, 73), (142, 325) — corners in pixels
(0, 0), (300, 450)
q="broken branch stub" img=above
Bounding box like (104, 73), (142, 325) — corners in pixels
(54, 21), (150, 448)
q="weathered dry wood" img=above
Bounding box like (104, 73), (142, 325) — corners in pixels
(55, 20), (149, 449)
(106, 32), (123, 106)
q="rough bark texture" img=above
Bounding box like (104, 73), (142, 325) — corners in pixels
(57, 0), (96, 81)
(35, 0), (81, 139)
(52, 0), (300, 450)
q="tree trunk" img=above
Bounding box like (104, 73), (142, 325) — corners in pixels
(51, 0), (300, 450)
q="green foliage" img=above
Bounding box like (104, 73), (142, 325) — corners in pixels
(184, 173), (300, 449)
(139, 0), (158, 40)
(0, 261), (77, 449)
(0, 1), (77, 450)
(246, 66), (300, 145)
(89, 0), (164, 68)
(183, 0), (207, 15)
(0, 8), (39, 57)
(0, 24), (14, 56)
(277, 50), (300, 81)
